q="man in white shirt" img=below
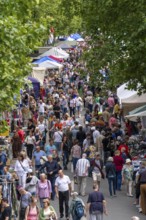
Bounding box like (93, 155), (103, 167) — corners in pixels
(38, 100), (46, 115)
(55, 170), (71, 219)
(76, 153), (90, 196)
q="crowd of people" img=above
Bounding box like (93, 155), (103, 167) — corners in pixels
(0, 42), (145, 220)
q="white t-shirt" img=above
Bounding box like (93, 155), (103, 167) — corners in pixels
(26, 135), (36, 145)
(75, 97), (82, 107)
(39, 103), (45, 113)
(55, 175), (71, 192)
(70, 99), (75, 108)
(53, 131), (63, 142)
(38, 123), (45, 133)
(93, 130), (100, 144)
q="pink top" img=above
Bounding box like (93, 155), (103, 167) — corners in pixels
(36, 180), (52, 199)
(27, 206), (38, 220)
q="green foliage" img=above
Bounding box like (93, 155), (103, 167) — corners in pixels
(0, 0), (49, 111)
(81, 0), (146, 92)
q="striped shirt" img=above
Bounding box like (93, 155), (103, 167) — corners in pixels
(76, 158), (90, 177)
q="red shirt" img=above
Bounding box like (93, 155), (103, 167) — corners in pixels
(18, 130), (25, 143)
(113, 155), (124, 171)
(118, 144), (129, 155)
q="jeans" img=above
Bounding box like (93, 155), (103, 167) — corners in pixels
(63, 151), (69, 168)
(116, 170), (122, 190)
(26, 144), (34, 159)
(88, 104), (93, 113)
(54, 142), (61, 155)
(72, 157), (79, 171)
(48, 176), (56, 200)
(108, 176), (116, 196)
(59, 190), (69, 217)
(69, 107), (75, 117)
(104, 151), (111, 164)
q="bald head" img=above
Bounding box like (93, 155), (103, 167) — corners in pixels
(131, 217), (140, 220)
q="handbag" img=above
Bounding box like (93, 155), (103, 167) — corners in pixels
(18, 160), (29, 173)
(92, 160), (105, 179)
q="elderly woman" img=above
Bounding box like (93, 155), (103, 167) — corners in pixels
(36, 173), (52, 207)
(105, 157), (116, 197)
(69, 192), (85, 220)
(122, 158), (134, 197)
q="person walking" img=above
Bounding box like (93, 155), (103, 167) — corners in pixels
(19, 187), (32, 220)
(25, 131), (36, 159)
(76, 153), (90, 196)
(36, 173), (52, 207)
(14, 152), (30, 188)
(113, 150), (124, 191)
(39, 155), (59, 200)
(53, 127), (63, 154)
(69, 192), (85, 220)
(86, 184), (108, 220)
(61, 135), (70, 170)
(32, 146), (46, 172)
(105, 157), (116, 197)
(55, 170), (72, 220)
(122, 158), (134, 197)
(39, 198), (57, 220)
(25, 170), (39, 196)
(11, 131), (22, 158)
(91, 152), (104, 187)
(25, 196), (39, 220)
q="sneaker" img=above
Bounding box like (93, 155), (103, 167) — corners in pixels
(60, 215), (64, 219)
(139, 208), (142, 213)
(113, 194), (117, 197)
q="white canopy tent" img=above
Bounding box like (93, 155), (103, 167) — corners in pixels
(125, 112), (146, 128)
(77, 38), (84, 42)
(66, 37), (74, 41)
(40, 47), (69, 59)
(117, 83), (137, 104)
(32, 67), (46, 85)
(38, 60), (63, 69)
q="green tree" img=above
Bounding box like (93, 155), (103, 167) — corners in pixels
(81, 0), (146, 92)
(0, 0), (51, 111)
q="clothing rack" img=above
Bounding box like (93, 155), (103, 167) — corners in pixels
(0, 175), (19, 219)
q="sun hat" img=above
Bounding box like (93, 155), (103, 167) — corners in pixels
(107, 157), (113, 162)
(126, 158), (131, 164)
(91, 126), (95, 130)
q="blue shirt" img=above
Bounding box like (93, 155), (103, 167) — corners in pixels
(33, 150), (46, 165)
(45, 144), (56, 156)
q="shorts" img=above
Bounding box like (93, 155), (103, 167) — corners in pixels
(92, 172), (101, 182)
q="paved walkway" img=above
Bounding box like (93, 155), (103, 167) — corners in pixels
(51, 167), (145, 220)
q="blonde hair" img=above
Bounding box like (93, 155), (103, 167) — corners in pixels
(115, 150), (120, 156)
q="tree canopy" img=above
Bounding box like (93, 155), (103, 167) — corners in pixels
(81, 0), (146, 93)
(0, 0), (82, 111)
